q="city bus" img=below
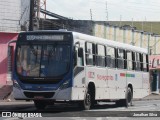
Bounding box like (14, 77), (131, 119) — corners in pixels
(13, 30), (149, 110)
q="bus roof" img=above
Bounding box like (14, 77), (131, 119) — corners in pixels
(18, 30), (148, 54)
(72, 32), (148, 54)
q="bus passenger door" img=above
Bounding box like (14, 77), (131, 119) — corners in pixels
(72, 47), (85, 100)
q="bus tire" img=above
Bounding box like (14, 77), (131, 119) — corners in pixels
(124, 87), (133, 107)
(80, 89), (92, 110)
(116, 87), (133, 107)
(34, 100), (46, 110)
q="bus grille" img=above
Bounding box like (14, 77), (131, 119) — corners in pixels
(24, 92), (55, 98)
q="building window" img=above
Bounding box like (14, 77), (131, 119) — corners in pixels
(8, 46), (14, 73)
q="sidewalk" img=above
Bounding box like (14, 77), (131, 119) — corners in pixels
(142, 93), (160, 100)
(0, 85), (12, 100)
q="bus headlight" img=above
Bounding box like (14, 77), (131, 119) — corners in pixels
(13, 80), (21, 89)
(59, 79), (70, 90)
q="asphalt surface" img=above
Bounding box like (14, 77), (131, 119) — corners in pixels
(1, 93), (160, 119)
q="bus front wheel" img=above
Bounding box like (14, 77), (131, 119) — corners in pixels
(34, 100), (47, 110)
(80, 89), (92, 110)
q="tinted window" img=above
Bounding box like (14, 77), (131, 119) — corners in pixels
(96, 44), (105, 67)
(106, 46), (115, 68)
(85, 42), (95, 65)
(117, 49), (125, 69)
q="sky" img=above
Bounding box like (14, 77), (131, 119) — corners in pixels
(46, 0), (160, 21)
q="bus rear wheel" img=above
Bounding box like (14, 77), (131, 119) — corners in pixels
(116, 87), (133, 107)
(123, 87), (133, 107)
(34, 100), (47, 110)
(125, 87), (133, 107)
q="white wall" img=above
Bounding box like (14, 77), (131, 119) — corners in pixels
(0, 0), (30, 32)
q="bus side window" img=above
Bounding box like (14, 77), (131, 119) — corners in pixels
(140, 53), (143, 71)
(132, 52), (136, 70)
(126, 50), (133, 70)
(77, 48), (84, 66)
(96, 44), (105, 67)
(143, 54), (148, 72)
(135, 52), (141, 71)
(85, 42), (95, 66)
(117, 48), (125, 69)
(106, 46), (115, 68)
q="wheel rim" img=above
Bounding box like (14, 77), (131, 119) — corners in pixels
(128, 91), (132, 103)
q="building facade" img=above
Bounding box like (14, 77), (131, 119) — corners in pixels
(149, 55), (160, 93)
(39, 19), (160, 55)
(93, 22), (160, 55)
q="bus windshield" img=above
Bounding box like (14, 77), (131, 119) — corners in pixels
(16, 43), (71, 78)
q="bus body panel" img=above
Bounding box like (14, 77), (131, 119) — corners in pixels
(143, 73), (150, 89)
(108, 68), (127, 99)
(12, 30), (150, 105)
(73, 67), (85, 88)
(71, 87), (85, 100)
(13, 87), (73, 100)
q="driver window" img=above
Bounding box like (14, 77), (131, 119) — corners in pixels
(75, 47), (84, 66)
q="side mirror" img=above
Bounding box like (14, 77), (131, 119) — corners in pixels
(78, 48), (83, 57)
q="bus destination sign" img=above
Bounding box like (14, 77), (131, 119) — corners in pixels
(26, 35), (64, 41)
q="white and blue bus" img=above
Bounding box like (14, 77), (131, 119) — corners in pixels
(13, 30), (149, 110)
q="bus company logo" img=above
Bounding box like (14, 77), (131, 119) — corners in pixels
(88, 72), (95, 79)
(97, 74), (113, 81)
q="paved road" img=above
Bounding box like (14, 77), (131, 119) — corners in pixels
(0, 100), (160, 119)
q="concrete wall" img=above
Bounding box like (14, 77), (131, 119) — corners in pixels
(39, 19), (160, 54)
(93, 22), (160, 54)
(0, 0), (30, 32)
(0, 32), (18, 85)
(0, 0), (21, 32)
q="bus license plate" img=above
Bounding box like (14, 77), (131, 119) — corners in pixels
(34, 96), (44, 99)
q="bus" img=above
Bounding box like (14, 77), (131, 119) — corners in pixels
(13, 30), (149, 110)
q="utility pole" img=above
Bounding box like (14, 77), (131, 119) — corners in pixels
(90, 9), (92, 21)
(132, 18), (133, 27)
(29, 0), (47, 31)
(106, 1), (108, 21)
(29, 0), (34, 31)
(141, 21), (143, 31)
(120, 15), (122, 26)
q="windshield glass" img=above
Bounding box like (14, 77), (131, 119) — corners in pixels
(16, 44), (71, 77)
